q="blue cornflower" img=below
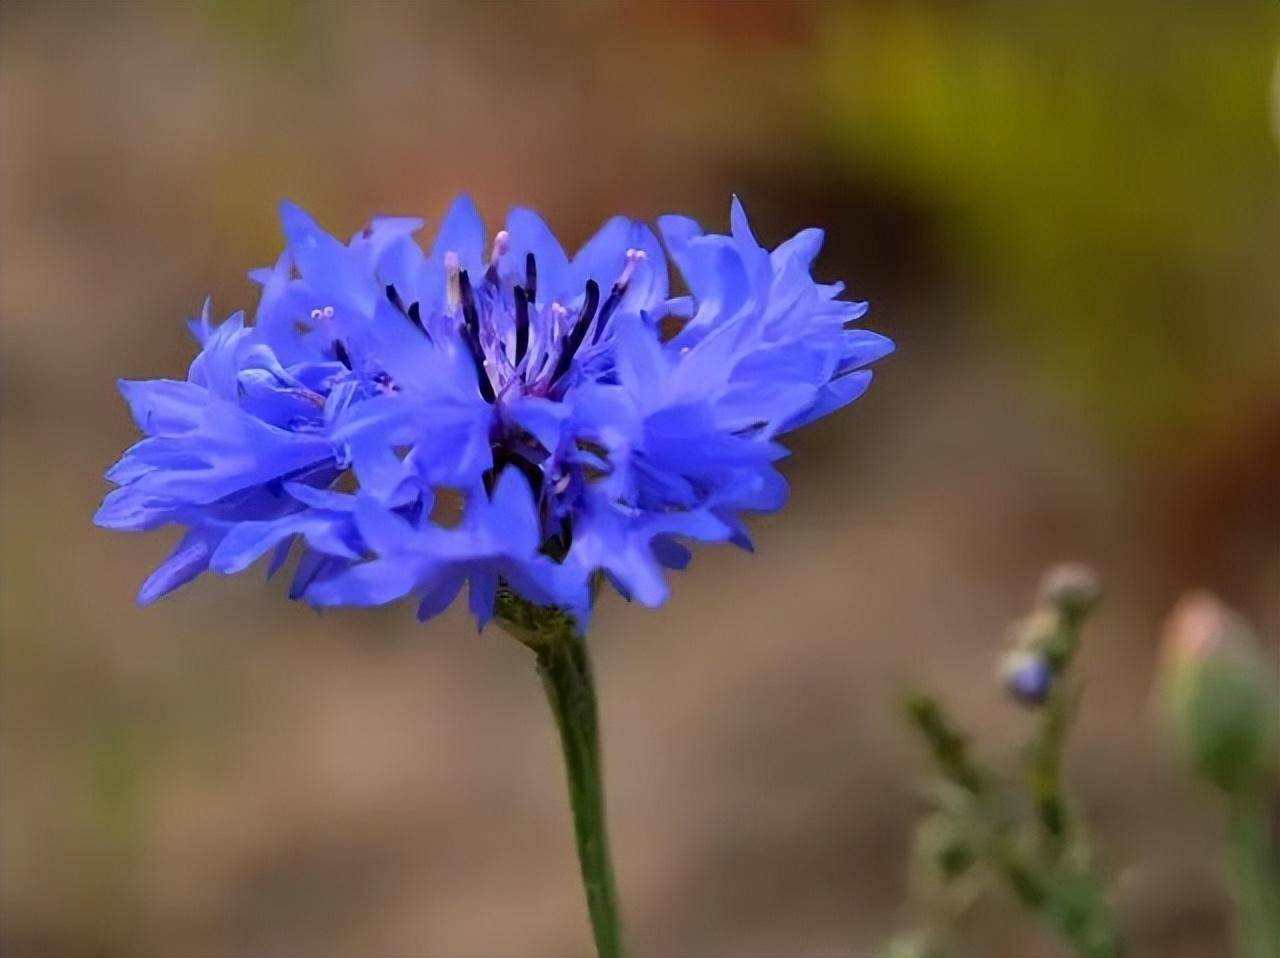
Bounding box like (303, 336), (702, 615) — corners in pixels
(97, 197), (893, 627)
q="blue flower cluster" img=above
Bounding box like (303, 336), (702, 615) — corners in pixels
(96, 197), (893, 628)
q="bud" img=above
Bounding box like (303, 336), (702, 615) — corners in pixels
(1001, 649), (1054, 706)
(1038, 562), (1101, 623)
(1157, 592), (1280, 795)
(1009, 608), (1061, 652)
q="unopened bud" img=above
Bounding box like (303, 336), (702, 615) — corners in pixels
(1001, 650), (1054, 706)
(1038, 562), (1101, 621)
(1157, 592), (1279, 795)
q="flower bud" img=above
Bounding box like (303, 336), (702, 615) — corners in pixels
(1157, 592), (1280, 796)
(1038, 562), (1101, 622)
(1001, 649), (1054, 706)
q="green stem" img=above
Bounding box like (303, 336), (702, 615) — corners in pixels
(496, 590), (625, 955)
(1030, 681), (1070, 849)
(494, 590), (625, 955)
(522, 616), (625, 957)
(1225, 792), (1280, 958)
(903, 692), (986, 796)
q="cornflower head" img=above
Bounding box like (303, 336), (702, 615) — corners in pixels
(96, 197), (893, 628)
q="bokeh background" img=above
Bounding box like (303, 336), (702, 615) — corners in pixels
(2, 2), (1277, 956)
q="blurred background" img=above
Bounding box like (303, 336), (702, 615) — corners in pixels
(2, 2), (1277, 955)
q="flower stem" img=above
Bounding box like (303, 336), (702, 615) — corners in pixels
(497, 590), (625, 958)
(1225, 792), (1280, 958)
(536, 628), (626, 957)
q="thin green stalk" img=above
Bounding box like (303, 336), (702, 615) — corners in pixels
(536, 629), (626, 957)
(497, 591), (625, 957)
(1030, 675), (1070, 848)
(903, 693), (986, 796)
(1225, 792), (1280, 958)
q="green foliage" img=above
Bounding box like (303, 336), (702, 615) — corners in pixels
(818, 3), (1280, 449)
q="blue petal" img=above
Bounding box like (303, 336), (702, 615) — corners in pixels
(566, 216), (631, 304)
(137, 528), (219, 605)
(467, 571), (498, 630)
(429, 194), (485, 274)
(210, 511), (359, 575)
(416, 571), (467, 621)
(836, 330), (896, 373)
(353, 494), (424, 555)
(94, 486), (172, 532)
(782, 370), (874, 433)
(485, 468), (541, 555)
(118, 379), (206, 435)
(651, 535), (692, 570)
(622, 223), (668, 316)
(278, 201), (376, 313)
(284, 482), (357, 511)
(503, 207), (570, 300)
(129, 403), (335, 505)
(771, 227), (825, 273)
(306, 558), (423, 607)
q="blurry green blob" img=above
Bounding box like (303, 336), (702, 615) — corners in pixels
(915, 812), (976, 882)
(1157, 592), (1280, 958)
(200, 0), (309, 58)
(80, 715), (151, 948)
(818, 4), (1280, 449)
(86, 716), (150, 849)
(884, 931), (948, 958)
(1158, 592), (1279, 796)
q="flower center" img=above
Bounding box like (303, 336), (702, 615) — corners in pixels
(378, 247), (647, 407)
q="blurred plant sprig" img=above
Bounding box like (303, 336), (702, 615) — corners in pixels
(886, 564), (1120, 958)
(885, 569), (1280, 958)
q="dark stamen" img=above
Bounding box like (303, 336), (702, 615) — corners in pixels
(591, 280), (628, 346)
(333, 340), (353, 369)
(457, 270), (495, 403)
(513, 286), (530, 365)
(406, 302), (427, 337)
(462, 337), (495, 403)
(525, 252), (538, 304)
(387, 284), (428, 337)
(551, 280), (600, 384)
(459, 269), (481, 342)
